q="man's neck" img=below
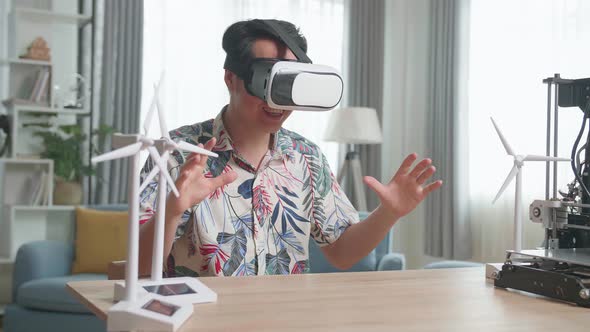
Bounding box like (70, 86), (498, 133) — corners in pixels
(223, 105), (272, 169)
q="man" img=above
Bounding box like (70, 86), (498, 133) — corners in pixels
(138, 19), (442, 277)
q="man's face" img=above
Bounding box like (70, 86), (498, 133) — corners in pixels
(225, 38), (296, 134)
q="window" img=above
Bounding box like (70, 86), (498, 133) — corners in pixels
(467, 0), (590, 260)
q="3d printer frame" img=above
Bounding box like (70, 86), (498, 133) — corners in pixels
(535, 74), (590, 250)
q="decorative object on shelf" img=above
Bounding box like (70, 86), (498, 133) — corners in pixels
(34, 124), (115, 205)
(53, 73), (89, 109)
(20, 37), (51, 61)
(324, 106), (383, 211)
(0, 114), (10, 157)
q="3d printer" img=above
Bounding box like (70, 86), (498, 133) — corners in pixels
(493, 75), (590, 307)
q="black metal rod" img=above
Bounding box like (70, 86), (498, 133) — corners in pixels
(546, 80), (552, 200)
(88, 0), (96, 204)
(553, 73), (560, 199)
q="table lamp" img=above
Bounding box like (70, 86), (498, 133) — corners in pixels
(324, 107), (382, 211)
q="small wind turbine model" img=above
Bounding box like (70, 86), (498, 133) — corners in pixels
(92, 75), (217, 332)
(490, 117), (570, 252)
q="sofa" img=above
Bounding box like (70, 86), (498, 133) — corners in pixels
(310, 211), (405, 272)
(4, 209), (404, 332)
(5, 240), (108, 332)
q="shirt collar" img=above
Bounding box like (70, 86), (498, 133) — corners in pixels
(212, 105), (291, 160)
(212, 106), (234, 152)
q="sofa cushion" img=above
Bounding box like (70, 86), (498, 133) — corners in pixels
(72, 207), (128, 274)
(17, 274), (106, 313)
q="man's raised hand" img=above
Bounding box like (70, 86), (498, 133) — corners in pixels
(166, 137), (237, 217)
(363, 153), (442, 220)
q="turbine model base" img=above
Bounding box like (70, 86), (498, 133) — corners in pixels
(107, 293), (193, 332)
(113, 277), (217, 305)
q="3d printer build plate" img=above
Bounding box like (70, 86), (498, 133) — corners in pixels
(509, 248), (590, 267)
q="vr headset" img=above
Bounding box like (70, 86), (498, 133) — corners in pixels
(223, 19), (343, 111)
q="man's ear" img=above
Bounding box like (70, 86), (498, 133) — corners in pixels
(224, 69), (236, 90)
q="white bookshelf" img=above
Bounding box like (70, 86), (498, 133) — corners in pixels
(6, 102), (89, 115)
(12, 205), (76, 211)
(0, 0), (93, 307)
(4, 102), (89, 159)
(15, 7), (91, 27)
(1, 203), (77, 262)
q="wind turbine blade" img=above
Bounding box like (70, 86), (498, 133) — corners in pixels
(91, 142), (142, 164)
(153, 79), (170, 140)
(493, 164), (519, 204)
(490, 117), (515, 156)
(144, 72), (165, 135)
(177, 141), (218, 158)
(138, 167), (158, 194)
(157, 151), (179, 197)
(523, 154), (570, 162)
(143, 94), (157, 136)
(147, 147), (179, 197)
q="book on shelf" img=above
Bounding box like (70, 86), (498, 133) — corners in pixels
(29, 67), (50, 103)
(30, 171), (49, 206)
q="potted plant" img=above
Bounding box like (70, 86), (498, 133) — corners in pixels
(35, 124), (114, 205)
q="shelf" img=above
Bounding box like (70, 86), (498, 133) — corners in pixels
(3, 102), (89, 115)
(0, 58), (52, 66)
(0, 257), (12, 264)
(14, 7), (92, 27)
(0, 158), (51, 164)
(11, 205), (76, 212)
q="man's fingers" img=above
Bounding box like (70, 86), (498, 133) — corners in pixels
(208, 170), (238, 189)
(393, 153), (418, 180)
(196, 143), (209, 167)
(183, 153), (202, 172)
(416, 166), (436, 185)
(423, 180), (443, 196)
(408, 158), (432, 178)
(363, 176), (387, 201)
(204, 137), (216, 151)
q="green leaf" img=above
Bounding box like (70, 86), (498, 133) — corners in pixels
(34, 123), (115, 182)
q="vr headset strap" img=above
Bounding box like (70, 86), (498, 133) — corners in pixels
(259, 19), (312, 64)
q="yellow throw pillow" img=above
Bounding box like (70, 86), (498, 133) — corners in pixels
(71, 207), (129, 274)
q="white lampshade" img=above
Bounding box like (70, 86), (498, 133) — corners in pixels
(323, 107), (383, 144)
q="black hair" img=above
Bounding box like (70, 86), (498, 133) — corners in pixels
(222, 19), (307, 76)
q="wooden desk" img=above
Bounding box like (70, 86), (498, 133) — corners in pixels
(67, 268), (588, 331)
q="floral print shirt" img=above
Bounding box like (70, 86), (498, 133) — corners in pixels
(139, 107), (359, 277)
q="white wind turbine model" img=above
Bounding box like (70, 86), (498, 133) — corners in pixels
(111, 76), (218, 305)
(93, 75), (217, 332)
(490, 117), (570, 252)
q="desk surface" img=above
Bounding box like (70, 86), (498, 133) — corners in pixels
(67, 268), (588, 331)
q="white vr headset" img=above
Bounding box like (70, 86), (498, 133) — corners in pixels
(223, 20), (343, 111)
